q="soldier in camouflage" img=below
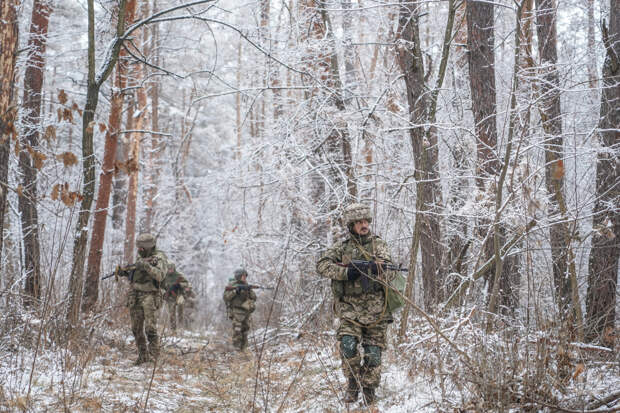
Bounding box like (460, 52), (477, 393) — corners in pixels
(162, 262), (195, 333)
(222, 269), (256, 351)
(125, 233), (168, 365)
(316, 203), (395, 405)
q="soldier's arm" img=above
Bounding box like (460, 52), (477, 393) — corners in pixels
(223, 288), (236, 302)
(248, 289), (257, 301)
(139, 253), (167, 283)
(316, 242), (348, 281)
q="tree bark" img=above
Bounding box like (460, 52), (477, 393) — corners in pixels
(586, 0), (620, 347)
(535, 0), (578, 330)
(466, 0), (520, 314)
(0, 0), (19, 272)
(19, 0), (53, 305)
(67, 0), (128, 325)
(396, 0), (450, 311)
(82, 0), (137, 314)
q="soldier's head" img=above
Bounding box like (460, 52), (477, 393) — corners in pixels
(136, 233), (156, 257)
(234, 268), (248, 282)
(168, 262), (176, 274)
(343, 203), (372, 236)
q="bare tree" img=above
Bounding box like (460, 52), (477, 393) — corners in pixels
(67, 0), (129, 325)
(19, 0), (53, 304)
(0, 0), (20, 268)
(82, 0), (137, 313)
(396, 0), (454, 312)
(585, 0), (620, 347)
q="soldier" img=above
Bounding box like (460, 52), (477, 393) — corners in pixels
(121, 233), (168, 365)
(316, 203), (395, 405)
(222, 269), (256, 351)
(162, 262), (195, 333)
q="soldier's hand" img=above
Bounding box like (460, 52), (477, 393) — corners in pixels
(346, 263), (361, 281)
(176, 295), (185, 305)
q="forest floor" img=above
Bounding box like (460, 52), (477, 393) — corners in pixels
(1, 314), (619, 412)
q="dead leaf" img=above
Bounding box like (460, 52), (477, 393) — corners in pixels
(62, 108), (73, 123)
(56, 151), (79, 167)
(14, 139), (20, 156)
(57, 108), (62, 122)
(17, 184), (23, 198)
(58, 89), (68, 105)
(572, 363), (585, 380)
(44, 125), (57, 142)
(86, 121), (96, 134)
(51, 184), (60, 200)
(99, 123), (107, 133)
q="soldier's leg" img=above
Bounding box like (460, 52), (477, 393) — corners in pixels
(240, 315), (250, 350)
(177, 303), (184, 330)
(166, 301), (177, 333)
(129, 292), (149, 363)
(143, 293), (161, 360)
(338, 320), (362, 402)
(231, 311), (244, 350)
(360, 320), (389, 404)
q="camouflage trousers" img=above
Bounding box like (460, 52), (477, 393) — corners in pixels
(229, 309), (251, 350)
(166, 300), (185, 332)
(128, 290), (162, 359)
(337, 318), (389, 390)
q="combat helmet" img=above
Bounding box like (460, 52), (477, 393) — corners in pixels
(136, 233), (156, 249)
(343, 203), (372, 227)
(234, 268), (248, 281)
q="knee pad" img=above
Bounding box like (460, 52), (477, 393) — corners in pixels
(340, 335), (359, 359)
(363, 345), (382, 367)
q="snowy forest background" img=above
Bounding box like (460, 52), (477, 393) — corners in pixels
(0, 0), (618, 411)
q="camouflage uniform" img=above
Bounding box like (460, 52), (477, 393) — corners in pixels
(222, 269), (256, 350)
(316, 204), (395, 404)
(126, 233), (168, 364)
(162, 263), (194, 332)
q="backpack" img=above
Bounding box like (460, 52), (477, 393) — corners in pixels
(385, 271), (407, 313)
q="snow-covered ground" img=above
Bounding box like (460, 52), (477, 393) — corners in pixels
(1, 316), (618, 412)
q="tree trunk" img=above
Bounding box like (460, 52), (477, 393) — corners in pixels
(586, 0), (620, 347)
(396, 0), (449, 311)
(535, 0), (577, 329)
(82, 0), (137, 314)
(19, 0), (53, 305)
(0, 0), (19, 272)
(466, 0), (520, 314)
(67, 0), (127, 325)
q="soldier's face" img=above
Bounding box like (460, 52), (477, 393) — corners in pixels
(240, 274), (247, 283)
(352, 219), (369, 235)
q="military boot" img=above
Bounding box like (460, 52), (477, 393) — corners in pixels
(362, 387), (376, 405)
(342, 378), (359, 403)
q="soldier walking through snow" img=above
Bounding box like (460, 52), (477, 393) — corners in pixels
(316, 203), (396, 405)
(222, 268), (256, 351)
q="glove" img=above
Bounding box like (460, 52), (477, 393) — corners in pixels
(346, 264), (361, 281)
(176, 295), (185, 305)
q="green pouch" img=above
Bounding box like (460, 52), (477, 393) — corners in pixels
(386, 272), (407, 313)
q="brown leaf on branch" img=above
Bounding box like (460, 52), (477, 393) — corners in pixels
(44, 125), (57, 142)
(17, 184), (23, 198)
(57, 108), (62, 122)
(56, 151), (79, 167)
(62, 108), (73, 123)
(51, 184), (60, 200)
(58, 89), (68, 105)
(99, 123), (107, 133)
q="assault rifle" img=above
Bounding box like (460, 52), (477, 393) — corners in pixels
(337, 260), (408, 292)
(341, 259), (408, 273)
(224, 284), (274, 292)
(101, 264), (137, 281)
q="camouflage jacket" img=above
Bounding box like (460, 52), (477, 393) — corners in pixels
(223, 279), (257, 314)
(316, 232), (394, 325)
(162, 270), (192, 303)
(131, 250), (168, 292)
